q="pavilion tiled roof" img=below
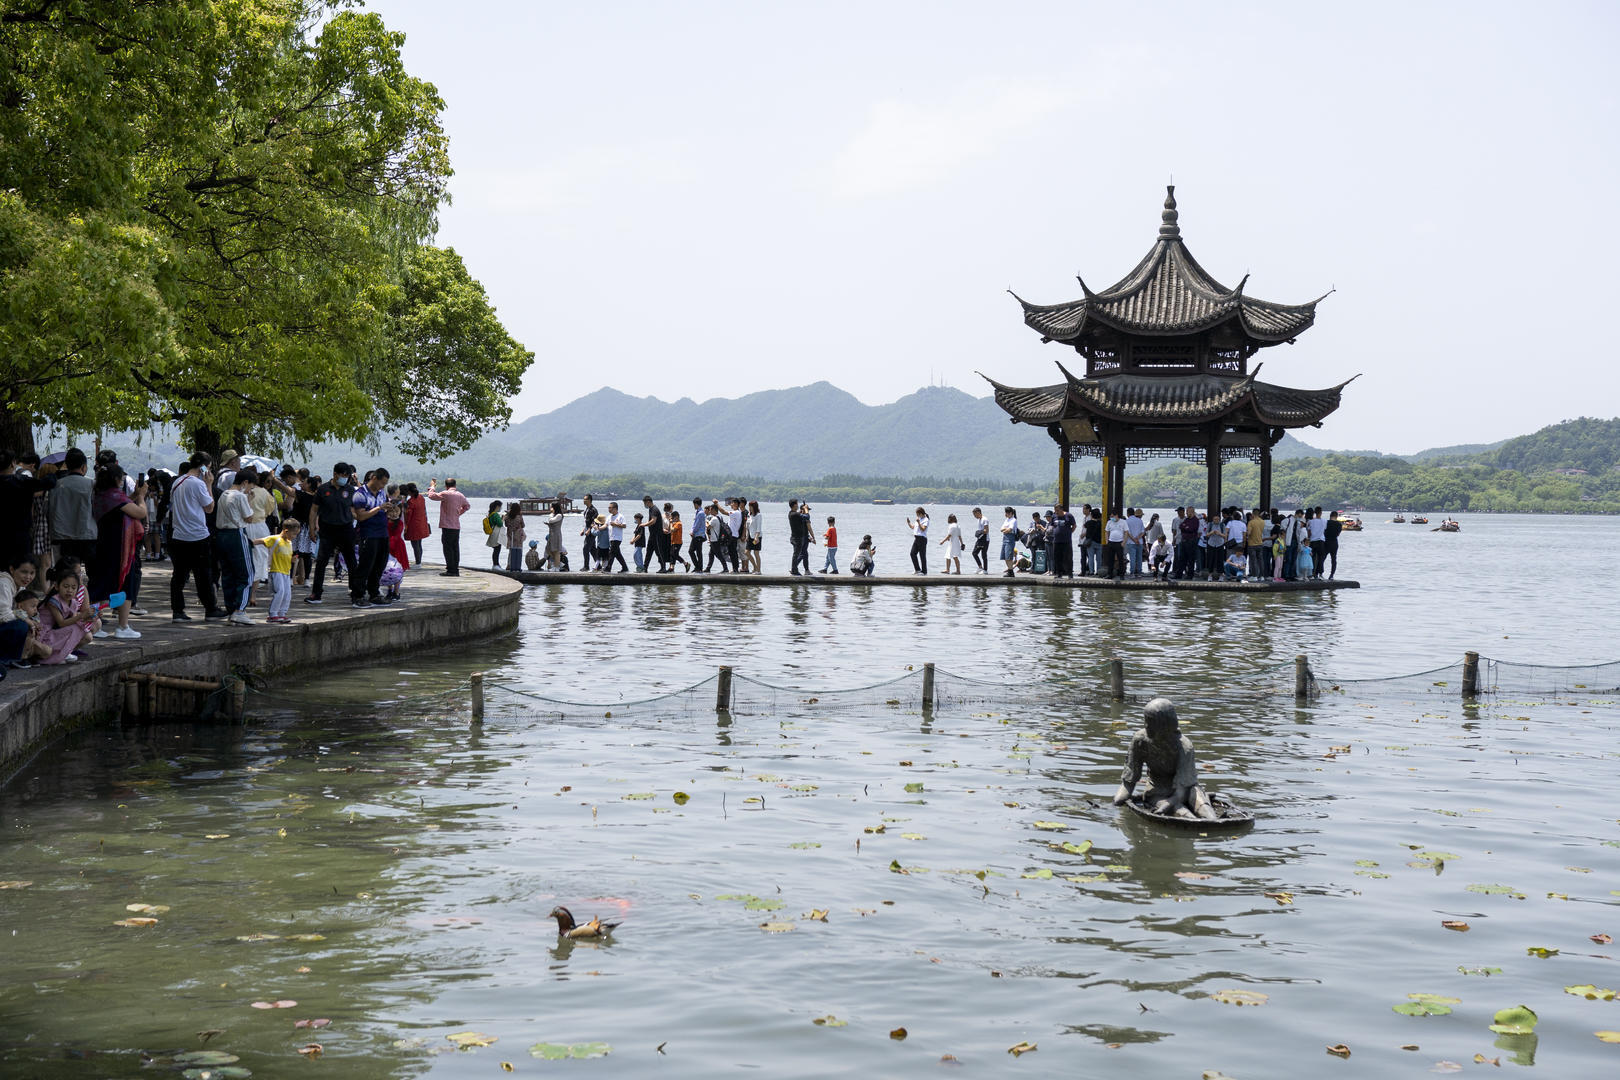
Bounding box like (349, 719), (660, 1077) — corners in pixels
(980, 367), (1356, 429)
(1014, 187), (1324, 344)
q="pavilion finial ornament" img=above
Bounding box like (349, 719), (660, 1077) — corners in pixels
(1158, 184), (1179, 239)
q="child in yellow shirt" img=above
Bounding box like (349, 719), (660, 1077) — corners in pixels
(259, 520), (299, 623)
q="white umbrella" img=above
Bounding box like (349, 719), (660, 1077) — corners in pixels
(237, 454), (280, 472)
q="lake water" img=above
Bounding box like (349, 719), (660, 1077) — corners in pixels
(3, 511), (1618, 1078)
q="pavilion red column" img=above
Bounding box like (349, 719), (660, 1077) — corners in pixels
(1205, 440), (1222, 513)
(1259, 447), (1273, 511)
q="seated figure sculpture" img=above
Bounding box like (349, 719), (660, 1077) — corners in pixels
(1112, 697), (1217, 820)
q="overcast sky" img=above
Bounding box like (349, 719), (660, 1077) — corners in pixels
(366, 0), (1618, 454)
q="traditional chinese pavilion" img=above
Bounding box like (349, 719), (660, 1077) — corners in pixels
(983, 186), (1354, 515)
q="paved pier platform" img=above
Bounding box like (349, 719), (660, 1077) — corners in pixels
(0, 564), (521, 773)
(477, 566), (1359, 592)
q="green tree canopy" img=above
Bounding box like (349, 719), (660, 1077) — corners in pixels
(0, 0), (532, 455)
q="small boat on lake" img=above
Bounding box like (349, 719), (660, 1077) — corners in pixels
(1411, 515), (1430, 525)
(1122, 792), (1254, 833)
(871, 498), (894, 505)
(1339, 517), (1363, 532)
(1437, 519), (1460, 532)
(1391, 513), (1406, 523)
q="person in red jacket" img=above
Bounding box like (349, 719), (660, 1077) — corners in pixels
(401, 482), (430, 566)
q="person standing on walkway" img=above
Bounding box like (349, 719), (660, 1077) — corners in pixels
(820, 515), (838, 574)
(258, 519), (298, 623)
(215, 470), (255, 625)
(939, 513), (964, 574)
(906, 507), (930, 574)
(688, 498), (706, 573)
(787, 499), (811, 576)
(1050, 504), (1076, 578)
(47, 448), (95, 570)
(970, 508), (989, 573)
(546, 501), (565, 570)
(607, 503), (629, 571)
(402, 482), (430, 567)
(578, 495), (596, 569)
(504, 502), (526, 572)
(1, 450), (56, 571)
(727, 498), (744, 572)
(1307, 507), (1328, 580)
(668, 509), (690, 571)
(348, 469), (392, 606)
(1103, 509), (1127, 579)
(426, 478), (471, 576)
(1324, 510), (1342, 580)
(999, 507), (1020, 577)
(167, 454), (223, 620)
(1125, 508), (1146, 577)
(747, 500), (764, 573)
(307, 464), (356, 603)
(704, 502), (728, 572)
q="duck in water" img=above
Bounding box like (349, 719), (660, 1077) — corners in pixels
(549, 905), (621, 939)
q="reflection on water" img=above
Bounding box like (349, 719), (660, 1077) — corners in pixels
(3, 513), (1619, 1077)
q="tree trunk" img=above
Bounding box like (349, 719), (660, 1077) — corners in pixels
(0, 408), (37, 458)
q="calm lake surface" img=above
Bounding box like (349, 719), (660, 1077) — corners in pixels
(3, 511), (1618, 1078)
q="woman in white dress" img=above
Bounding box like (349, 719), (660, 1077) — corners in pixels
(938, 513), (964, 575)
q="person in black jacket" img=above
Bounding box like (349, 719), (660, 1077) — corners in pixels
(787, 499), (812, 576)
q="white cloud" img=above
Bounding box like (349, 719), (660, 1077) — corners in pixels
(457, 142), (698, 216)
(826, 84), (1075, 199)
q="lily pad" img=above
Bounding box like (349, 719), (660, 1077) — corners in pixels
(1060, 841), (1094, 856)
(1564, 985), (1616, 1000)
(672, 791), (690, 804)
(1487, 1005), (1537, 1035)
(1211, 989), (1268, 1006)
(1393, 995), (1453, 1016)
(1465, 884), (1522, 896)
(714, 893), (758, 903)
(900, 832), (926, 841)
(528, 1041), (611, 1059)
(1031, 821), (1067, 831)
(173, 1051), (242, 1065)
(788, 841), (821, 849)
(447, 1032), (498, 1049)
(621, 792), (655, 800)
(1408, 994), (1461, 1006)
(1353, 859), (1380, 868)
(1526, 947), (1559, 958)
(1021, 869), (1053, 880)
(903, 782), (924, 793)
(1458, 966), (1503, 976)
(811, 1015), (846, 1027)
(743, 897), (783, 911)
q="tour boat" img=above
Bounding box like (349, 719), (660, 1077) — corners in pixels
(1411, 515), (1430, 525)
(1122, 792), (1254, 833)
(1391, 513), (1406, 523)
(1340, 517), (1363, 532)
(1437, 519), (1460, 532)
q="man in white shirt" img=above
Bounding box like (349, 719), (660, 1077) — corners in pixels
(1104, 511), (1127, 579)
(167, 454), (223, 620)
(607, 503), (628, 571)
(1307, 507), (1328, 580)
(727, 499), (744, 571)
(1125, 508), (1146, 578)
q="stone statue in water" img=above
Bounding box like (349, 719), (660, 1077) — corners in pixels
(1112, 697), (1217, 820)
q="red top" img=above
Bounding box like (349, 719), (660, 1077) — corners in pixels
(824, 526), (837, 547)
(403, 494), (431, 540)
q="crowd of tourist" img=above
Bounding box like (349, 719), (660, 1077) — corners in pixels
(0, 447), (466, 674)
(4, 439), (1349, 674)
(997, 503), (1343, 582)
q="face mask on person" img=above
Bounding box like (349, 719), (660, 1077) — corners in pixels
(337, 476), (349, 486)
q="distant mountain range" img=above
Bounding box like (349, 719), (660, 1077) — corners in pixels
(69, 382), (1608, 486)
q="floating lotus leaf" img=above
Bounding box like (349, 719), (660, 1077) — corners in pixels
(1211, 989), (1268, 1006)
(904, 782), (924, 793)
(446, 1031), (498, 1049)
(1458, 966), (1503, 976)
(901, 833), (926, 841)
(811, 1016), (846, 1026)
(1595, 1031), (1620, 1043)
(1392, 999), (1452, 1017)
(1061, 841), (1094, 856)
(788, 842), (821, 849)
(1408, 994), (1461, 1006)
(1466, 884), (1518, 894)
(743, 898), (782, 911)
(671, 791), (689, 804)
(528, 1041), (611, 1059)
(713, 894), (758, 903)
(1526, 947), (1559, 958)
(1487, 1005), (1537, 1035)
(1031, 821), (1066, 831)
(1020, 869), (1053, 880)
(621, 792), (654, 800)
(172, 1051), (241, 1065)
(1564, 985), (1616, 1000)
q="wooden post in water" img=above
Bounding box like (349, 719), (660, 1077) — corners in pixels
(142, 672), (158, 722)
(1462, 651), (1479, 697)
(921, 663), (936, 710)
(470, 672), (484, 723)
(1294, 654), (1310, 701)
(123, 676), (141, 720)
(716, 665), (733, 712)
(229, 676), (246, 722)
(1109, 658), (1124, 700)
